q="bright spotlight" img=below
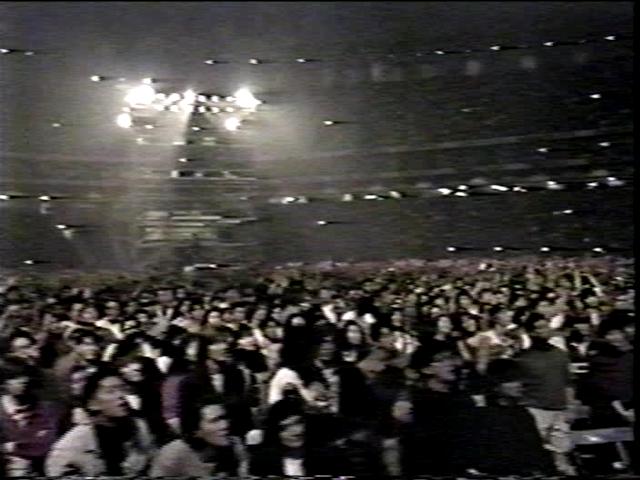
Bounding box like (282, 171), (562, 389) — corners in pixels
(0, 48), (11, 54)
(38, 196), (51, 201)
(210, 95), (220, 102)
(142, 77), (154, 85)
(234, 88), (261, 110)
(182, 89), (197, 106)
(116, 113), (133, 128)
(90, 75), (103, 82)
(124, 85), (156, 106)
(224, 117), (242, 131)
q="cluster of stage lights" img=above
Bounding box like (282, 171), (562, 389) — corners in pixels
(114, 79), (262, 132)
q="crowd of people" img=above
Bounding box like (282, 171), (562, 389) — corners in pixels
(0, 256), (634, 477)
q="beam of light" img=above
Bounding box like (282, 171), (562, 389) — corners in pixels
(181, 89), (197, 106)
(224, 117), (242, 131)
(234, 88), (262, 110)
(124, 84), (156, 106)
(116, 113), (133, 128)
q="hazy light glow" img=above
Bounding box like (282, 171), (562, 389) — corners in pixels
(116, 113), (133, 128)
(142, 77), (154, 85)
(234, 88), (262, 110)
(182, 89), (197, 106)
(167, 93), (182, 103)
(124, 85), (156, 106)
(224, 117), (242, 131)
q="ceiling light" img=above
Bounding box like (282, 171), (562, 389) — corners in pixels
(224, 107), (235, 113)
(0, 194), (10, 200)
(341, 194), (354, 202)
(23, 51), (35, 56)
(388, 191), (403, 199)
(537, 147), (549, 153)
(167, 93), (182, 103)
(323, 120), (335, 126)
(592, 247), (605, 254)
(589, 93), (601, 99)
(210, 95), (220, 102)
(56, 224), (68, 230)
(38, 195), (51, 201)
(437, 188), (453, 195)
(490, 45), (502, 51)
(224, 117), (242, 131)
(249, 58), (261, 64)
(454, 192), (468, 197)
(204, 59), (218, 65)
(142, 77), (154, 85)
(116, 113), (133, 128)
(51, 123), (62, 128)
(23, 260), (35, 265)
(540, 246), (551, 252)
(512, 186), (527, 192)
(493, 246), (504, 252)
(296, 58), (308, 63)
(90, 75), (103, 82)
(316, 220), (328, 225)
(598, 141), (611, 147)
(0, 48), (11, 54)
(197, 95), (208, 102)
(191, 126), (202, 131)
(490, 184), (509, 192)
(211, 107), (221, 113)
(543, 42), (555, 47)
(446, 246), (457, 252)
(434, 50), (445, 55)
(234, 88), (262, 110)
(604, 35), (617, 41)
(124, 84), (156, 106)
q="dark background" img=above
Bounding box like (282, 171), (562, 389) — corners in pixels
(0, 2), (633, 273)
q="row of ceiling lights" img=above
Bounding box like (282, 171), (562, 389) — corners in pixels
(1, 31), (626, 62)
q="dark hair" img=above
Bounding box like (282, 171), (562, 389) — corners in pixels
(80, 366), (123, 411)
(180, 393), (227, 448)
(262, 396), (306, 448)
(68, 328), (103, 346)
(7, 328), (36, 346)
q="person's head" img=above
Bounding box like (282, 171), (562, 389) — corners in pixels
(343, 321), (365, 346)
(190, 302), (207, 322)
(7, 330), (40, 364)
(231, 305), (248, 323)
(82, 367), (131, 420)
(69, 365), (95, 398)
(436, 315), (453, 335)
(80, 306), (99, 324)
(315, 338), (336, 363)
(421, 350), (461, 385)
(235, 325), (257, 350)
(207, 337), (233, 365)
(524, 314), (552, 340)
(598, 317), (632, 351)
(156, 288), (174, 305)
(118, 356), (156, 384)
(460, 314), (478, 334)
(487, 359), (524, 402)
(103, 301), (121, 318)
(1, 361), (37, 401)
(68, 328), (102, 362)
(260, 318), (284, 342)
(181, 396), (230, 448)
(265, 398), (306, 450)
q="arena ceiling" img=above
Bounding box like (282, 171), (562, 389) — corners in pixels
(0, 2), (634, 274)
